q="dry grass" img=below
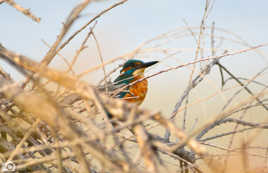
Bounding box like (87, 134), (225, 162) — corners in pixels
(0, 0), (267, 173)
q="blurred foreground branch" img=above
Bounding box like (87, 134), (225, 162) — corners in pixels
(4, 0), (41, 23)
(0, 43), (207, 172)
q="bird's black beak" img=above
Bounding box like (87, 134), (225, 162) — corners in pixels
(139, 61), (159, 69)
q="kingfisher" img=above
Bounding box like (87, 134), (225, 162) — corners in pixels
(113, 59), (158, 105)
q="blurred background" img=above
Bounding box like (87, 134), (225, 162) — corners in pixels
(1, 1), (268, 169)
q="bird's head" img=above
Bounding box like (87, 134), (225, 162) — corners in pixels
(120, 59), (158, 77)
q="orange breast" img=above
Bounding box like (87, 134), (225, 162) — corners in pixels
(123, 77), (148, 105)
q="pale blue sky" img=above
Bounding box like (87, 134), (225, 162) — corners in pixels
(1, 0), (268, 56)
(1, 0), (268, 115)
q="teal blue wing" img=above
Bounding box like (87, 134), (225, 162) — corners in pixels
(114, 69), (135, 98)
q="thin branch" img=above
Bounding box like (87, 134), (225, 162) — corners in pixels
(218, 63), (268, 111)
(57, 0), (128, 53)
(5, 0), (41, 23)
(196, 86), (268, 141)
(41, 0), (91, 66)
(91, 31), (108, 94)
(97, 65), (121, 86)
(200, 127), (253, 142)
(41, 39), (75, 75)
(78, 57), (124, 78)
(171, 87), (267, 152)
(67, 22), (97, 73)
(110, 43), (268, 100)
(169, 43), (268, 119)
(8, 119), (41, 161)
(224, 77), (268, 88)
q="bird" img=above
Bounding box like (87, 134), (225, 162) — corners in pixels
(112, 59), (158, 105)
